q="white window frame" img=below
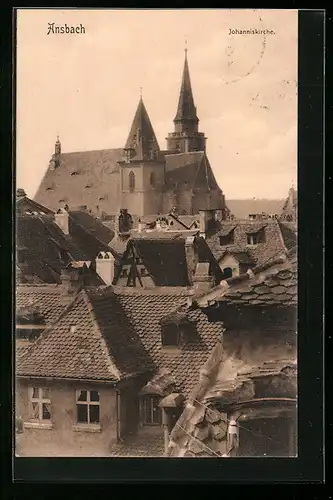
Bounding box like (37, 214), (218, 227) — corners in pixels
(76, 389), (100, 425)
(28, 387), (51, 422)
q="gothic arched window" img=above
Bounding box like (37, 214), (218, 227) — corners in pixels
(129, 171), (135, 192)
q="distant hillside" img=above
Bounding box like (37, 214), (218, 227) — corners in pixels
(226, 199), (285, 219)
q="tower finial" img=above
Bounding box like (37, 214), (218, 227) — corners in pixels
(185, 37), (188, 57)
(140, 87), (143, 99)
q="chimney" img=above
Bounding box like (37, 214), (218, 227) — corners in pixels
(16, 188), (27, 200)
(96, 251), (115, 285)
(138, 219), (144, 232)
(55, 208), (69, 235)
(115, 209), (133, 235)
(192, 262), (214, 293)
(198, 209), (215, 237)
(184, 236), (198, 285)
(60, 265), (84, 296)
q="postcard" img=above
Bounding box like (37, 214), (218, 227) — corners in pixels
(15, 8), (299, 460)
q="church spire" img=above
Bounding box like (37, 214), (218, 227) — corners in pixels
(166, 46), (206, 153)
(174, 45), (198, 123)
(123, 96), (160, 162)
(55, 134), (61, 155)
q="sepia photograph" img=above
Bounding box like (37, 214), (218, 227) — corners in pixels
(15, 8), (298, 459)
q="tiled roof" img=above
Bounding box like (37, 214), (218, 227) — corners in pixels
(69, 210), (115, 247)
(16, 198), (114, 283)
(16, 215), (89, 283)
(34, 148), (123, 214)
(16, 196), (54, 215)
(206, 219), (295, 266)
(132, 238), (191, 287)
(219, 249), (255, 265)
(112, 287), (223, 397)
(17, 288), (153, 381)
(221, 262), (297, 307)
(194, 253), (297, 309)
(16, 285), (70, 325)
(165, 152), (220, 192)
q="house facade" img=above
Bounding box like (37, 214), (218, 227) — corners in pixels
(16, 282), (223, 457)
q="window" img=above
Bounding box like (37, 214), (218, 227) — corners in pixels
(29, 387), (51, 421)
(76, 390), (100, 424)
(140, 395), (162, 425)
(219, 232), (234, 246)
(247, 229), (265, 245)
(222, 267), (233, 279)
(161, 325), (179, 347)
(129, 171), (135, 191)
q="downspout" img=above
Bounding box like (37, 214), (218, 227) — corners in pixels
(116, 388), (121, 442)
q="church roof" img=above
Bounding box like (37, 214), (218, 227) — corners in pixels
(174, 51), (198, 123)
(34, 148), (123, 214)
(124, 97), (160, 161)
(165, 152), (220, 192)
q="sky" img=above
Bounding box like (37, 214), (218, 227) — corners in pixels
(16, 9), (298, 200)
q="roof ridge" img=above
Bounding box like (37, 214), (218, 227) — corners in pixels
(81, 289), (122, 381)
(57, 147), (123, 156)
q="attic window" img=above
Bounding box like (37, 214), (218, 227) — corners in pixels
(84, 185), (91, 189)
(219, 231), (234, 246)
(247, 229), (266, 245)
(46, 187), (54, 191)
(71, 171), (79, 176)
(59, 199), (65, 203)
(161, 324), (179, 347)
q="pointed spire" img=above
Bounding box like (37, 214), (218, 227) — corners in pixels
(174, 46), (198, 122)
(124, 97), (160, 161)
(55, 134), (61, 155)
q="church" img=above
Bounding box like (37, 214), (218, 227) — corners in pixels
(34, 49), (228, 218)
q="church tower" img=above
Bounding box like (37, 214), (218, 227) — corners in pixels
(166, 47), (206, 153)
(119, 95), (165, 217)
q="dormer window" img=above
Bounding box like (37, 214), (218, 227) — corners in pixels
(161, 324), (179, 347)
(247, 228), (266, 245)
(71, 171), (79, 176)
(219, 231), (234, 246)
